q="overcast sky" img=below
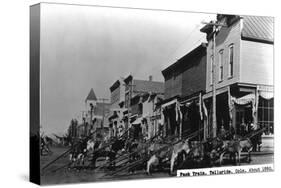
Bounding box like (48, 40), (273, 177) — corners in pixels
(40, 3), (215, 135)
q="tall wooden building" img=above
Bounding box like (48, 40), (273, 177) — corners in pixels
(161, 43), (207, 139)
(200, 15), (274, 138)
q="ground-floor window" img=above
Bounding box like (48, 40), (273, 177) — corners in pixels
(258, 97), (274, 135)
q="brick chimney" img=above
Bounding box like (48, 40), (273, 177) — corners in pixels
(149, 75), (153, 81)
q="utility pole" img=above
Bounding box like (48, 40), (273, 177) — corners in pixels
(202, 21), (226, 138)
(127, 84), (136, 119)
(82, 116), (86, 137)
(128, 83), (135, 116)
(98, 98), (109, 129)
(89, 103), (94, 136)
(80, 110), (91, 137)
(123, 82), (136, 137)
(212, 24), (217, 138)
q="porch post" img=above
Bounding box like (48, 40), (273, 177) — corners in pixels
(228, 86), (234, 130)
(161, 107), (166, 137)
(232, 106), (237, 134)
(254, 86), (259, 129)
(202, 98), (209, 140)
(178, 103), (182, 140)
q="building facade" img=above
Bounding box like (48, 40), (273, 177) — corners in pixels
(129, 92), (164, 140)
(108, 78), (126, 137)
(161, 43), (207, 140)
(200, 15), (274, 138)
(120, 75), (164, 140)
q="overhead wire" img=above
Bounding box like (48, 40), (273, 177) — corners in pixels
(162, 16), (212, 67)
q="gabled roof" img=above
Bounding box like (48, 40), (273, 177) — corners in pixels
(85, 88), (97, 101)
(200, 14), (274, 44)
(242, 16), (274, 44)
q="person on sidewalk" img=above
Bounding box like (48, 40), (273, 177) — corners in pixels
(249, 122), (258, 152)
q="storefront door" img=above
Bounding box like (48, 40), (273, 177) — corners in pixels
(235, 104), (252, 136)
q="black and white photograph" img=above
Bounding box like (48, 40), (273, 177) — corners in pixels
(29, 2), (274, 185)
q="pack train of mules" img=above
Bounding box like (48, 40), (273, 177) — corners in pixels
(146, 133), (253, 175)
(42, 126), (265, 177)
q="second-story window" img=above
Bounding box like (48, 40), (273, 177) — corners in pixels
(219, 50), (224, 82)
(210, 55), (213, 85)
(228, 44), (234, 78)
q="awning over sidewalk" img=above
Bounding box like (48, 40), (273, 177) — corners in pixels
(259, 91), (273, 100)
(232, 93), (255, 105)
(230, 92), (259, 125)
(131, 117), (142, 125)
(161, 99), (178, 108)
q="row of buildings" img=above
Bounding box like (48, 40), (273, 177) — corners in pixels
(71, 14), (274, 141)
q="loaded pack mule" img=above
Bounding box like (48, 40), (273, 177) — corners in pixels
(146, 138), (191, 175)
(90, 137), (126, 169)
(176, 137), (225, 169)
(219, 138), (252, 165)
(68, 139), (97, 168)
